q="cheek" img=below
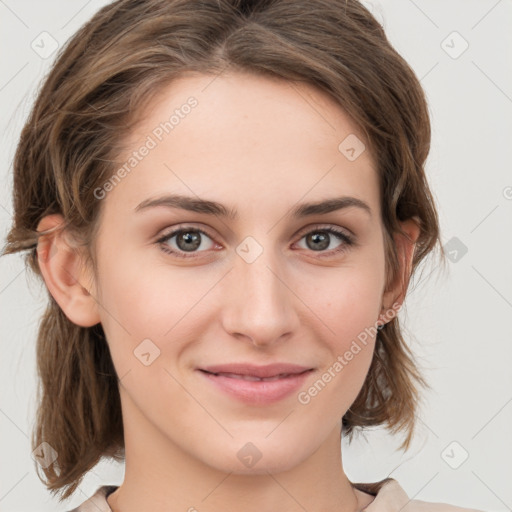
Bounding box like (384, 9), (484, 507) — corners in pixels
(332, 273), (383, 336)
(302, 253), (385, 345)
(95, 251), (220, 373)
(325, 276), (381, 377)
(97, 249), (201, 332)
(300, 246), (385, 394)
(93, 252), (168, 363)
(298, 271), (383, 417)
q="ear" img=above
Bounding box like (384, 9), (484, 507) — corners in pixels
(379, 218), (421, 325)
(36, 214), (101, 327)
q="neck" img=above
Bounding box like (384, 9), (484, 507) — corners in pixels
(107, 389), (373, 512)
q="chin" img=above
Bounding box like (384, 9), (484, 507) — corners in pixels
(201, 439), (311, 475)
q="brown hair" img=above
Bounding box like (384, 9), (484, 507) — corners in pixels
(3, 0), (445, 501)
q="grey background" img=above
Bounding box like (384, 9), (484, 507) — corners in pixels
(1, 0), (511, 510)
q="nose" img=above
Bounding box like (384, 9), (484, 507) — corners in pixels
(220, 246), (299, 348)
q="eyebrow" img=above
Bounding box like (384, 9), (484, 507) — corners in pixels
(134, 194), (372, 219)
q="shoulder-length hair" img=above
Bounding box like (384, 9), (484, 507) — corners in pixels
(3, 0), (444, 501)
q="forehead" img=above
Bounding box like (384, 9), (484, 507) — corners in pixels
(103, 71), (379, 221)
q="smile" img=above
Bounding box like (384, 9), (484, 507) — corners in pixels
(197, 368), (314, 405)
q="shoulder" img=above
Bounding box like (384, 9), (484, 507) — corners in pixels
(67, 485), (118, 512)
(354, 478), (485, 512)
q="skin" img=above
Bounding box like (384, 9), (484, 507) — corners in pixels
(36, 72), (419, 512)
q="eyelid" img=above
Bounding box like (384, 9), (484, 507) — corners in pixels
(294, 223), (354, 239)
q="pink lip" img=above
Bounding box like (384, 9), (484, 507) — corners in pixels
(197, 363), (314, 405)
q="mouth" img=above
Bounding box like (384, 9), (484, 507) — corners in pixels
(198, 362), (314, 378)
(196, 364), (314, 404)
(199, 369), (312, 382)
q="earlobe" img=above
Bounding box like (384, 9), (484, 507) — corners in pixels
(36, 214), (101, 328)
(379, 218), (421, 323)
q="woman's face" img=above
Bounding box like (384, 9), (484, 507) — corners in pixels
(89, 71), (391, 473)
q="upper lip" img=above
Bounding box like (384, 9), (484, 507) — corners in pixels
(198, 363), (313, 379)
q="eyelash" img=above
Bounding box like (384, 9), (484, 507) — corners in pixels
(155, 224), (355, 260)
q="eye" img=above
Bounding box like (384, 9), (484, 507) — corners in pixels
(156, 226), (218, 259)
(294, 226), (355, 257)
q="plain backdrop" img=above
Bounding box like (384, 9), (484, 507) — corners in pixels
(1, 1), (511, 511)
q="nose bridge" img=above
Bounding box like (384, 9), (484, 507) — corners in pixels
(222, 237), (297, 345)
(241, 246), (284, 308)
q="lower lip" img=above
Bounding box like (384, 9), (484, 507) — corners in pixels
(197, 370), (313, 405)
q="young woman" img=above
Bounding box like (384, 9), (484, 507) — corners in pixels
(3, 0), (484, 511)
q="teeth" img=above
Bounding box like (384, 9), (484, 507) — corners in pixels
(214, 372), (291, 381)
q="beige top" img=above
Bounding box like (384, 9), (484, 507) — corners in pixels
(68, 478), (484, 512)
